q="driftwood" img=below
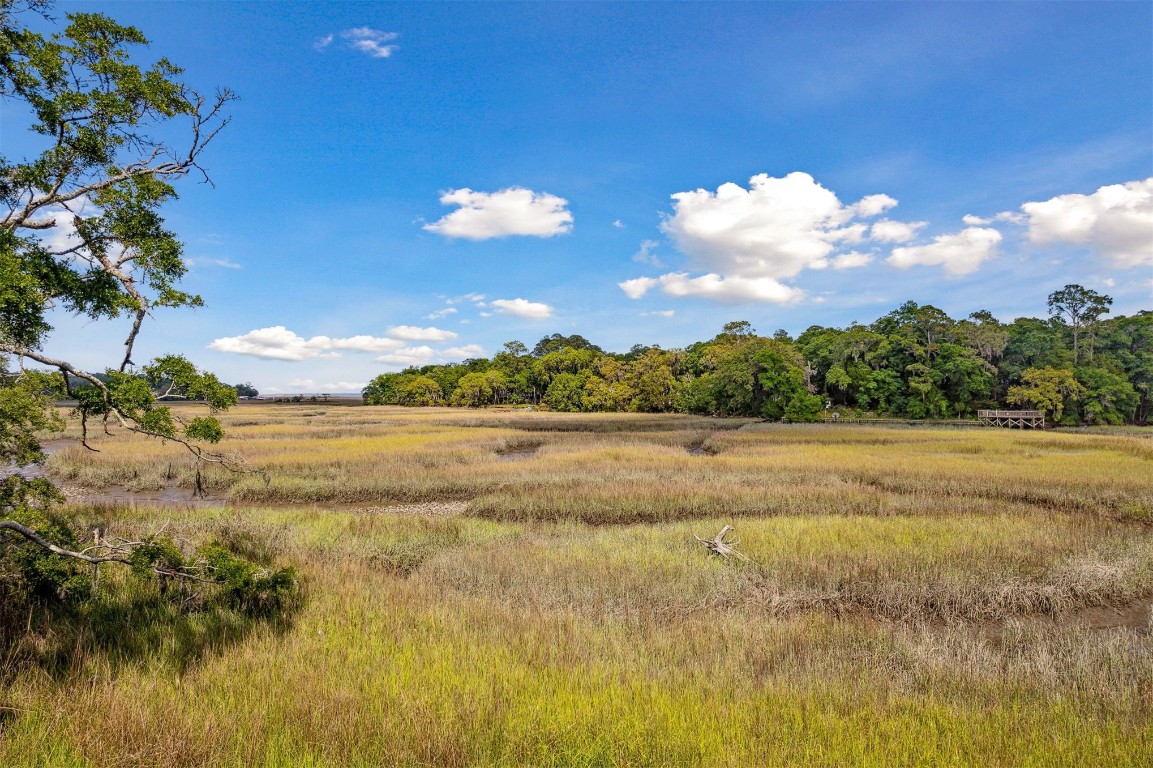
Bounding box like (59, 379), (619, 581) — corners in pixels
(694, 525), (748, 560)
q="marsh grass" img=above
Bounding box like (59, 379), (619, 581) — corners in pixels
(5, 405), (1149, 765)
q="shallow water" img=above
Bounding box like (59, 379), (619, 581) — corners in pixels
(4, 441), (226, 509)
(495, 444), (541, 461)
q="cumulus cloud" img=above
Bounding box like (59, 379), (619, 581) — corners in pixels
(425, 307), (458, 320)
(442, 344), (485, 359)
(870, 219), (926, 243)
(641, 310), (675, 318)
(375, 346), (436, 367)
(620, 273), (804, 304)
(424, 187), (573, 240)
(489, 298), (554, 319)
(622, 172), (904, 304)
(832, 251), (873, 269)
(661, 172), (883, 279)
(209, 326), (404, 361)
(313, 34), (334, 51)
(328, 336), (406, 352)
(376, 344), (486, 367)
(619, 277), (657, 300)
(1018, 178), (1153, 268)
(340, 27), (399, 58)
(888, 227), (1002, 276)
(849, 194), (899, 218)
(386, 325), (458, 342)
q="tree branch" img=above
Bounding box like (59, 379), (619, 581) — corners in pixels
(1, 521), (223, 584)
(0, 520), (126, 566)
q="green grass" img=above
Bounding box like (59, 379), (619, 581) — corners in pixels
(3, 405), (1149, 766)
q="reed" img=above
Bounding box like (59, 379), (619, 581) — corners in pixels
(4, 404), (1147, 765)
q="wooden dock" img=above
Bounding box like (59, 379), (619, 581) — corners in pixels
(813, 411), (1047, 428)
(977, 410), (1045, 428)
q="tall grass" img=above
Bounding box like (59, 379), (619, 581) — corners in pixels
(4, 405), (1148, 765)
(44, 406), (1153, 523)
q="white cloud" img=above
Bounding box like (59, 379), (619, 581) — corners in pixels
(328, 335), (405, 352)
(632, 239), (664, 267)
(376, 344), (486, 367)
(624, 171), (901, 304)
(375, 346), (436, 367)
(340, 27), (399, 58)
(869, 219), (926, 243)
(619, 277), (658, 300)
(442, 344), (486, 359)
(832, 251), (873, 269)
(1019, 178), (1153, 268)
(620, 273), (804, 304)
(662, 172), (884, 279)
(425, 307), (458, 320)
(888, 227), (1002, 276)
(849, 194), (899, 218)
(489, 298), (554, 319)
(424, 187), (573, 240)
(641, 310), (675, 318)
(965, 211), (1025, 226)
(209, 326), (404, 361)
(613, 219), (626, 229)
(386, 325), (458, 342)
(313, 34), (334, 51)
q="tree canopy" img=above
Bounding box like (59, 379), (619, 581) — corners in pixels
(1, 2), (293, 631)
(366, 292), (1150, 426)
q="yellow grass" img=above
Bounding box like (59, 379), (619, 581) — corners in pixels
(3, 404), (1149, 765)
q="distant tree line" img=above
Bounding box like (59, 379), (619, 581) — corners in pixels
(56, 372), (258, 401)
(363, 285), (1151, 425)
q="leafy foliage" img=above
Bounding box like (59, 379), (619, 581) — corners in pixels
(365, 290), (1149, 425)
(0, 3), (296, 639)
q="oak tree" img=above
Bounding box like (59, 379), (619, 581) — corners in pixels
(1, 2), (292, 613)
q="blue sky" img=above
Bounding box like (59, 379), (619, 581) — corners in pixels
(24, 1), (1153, 393)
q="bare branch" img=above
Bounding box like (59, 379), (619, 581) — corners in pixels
(120, 307), (147, 372)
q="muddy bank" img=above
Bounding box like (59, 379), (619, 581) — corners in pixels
(3, 440), (226, 509)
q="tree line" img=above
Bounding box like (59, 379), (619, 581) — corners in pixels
(364, 286), (1151, 425)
